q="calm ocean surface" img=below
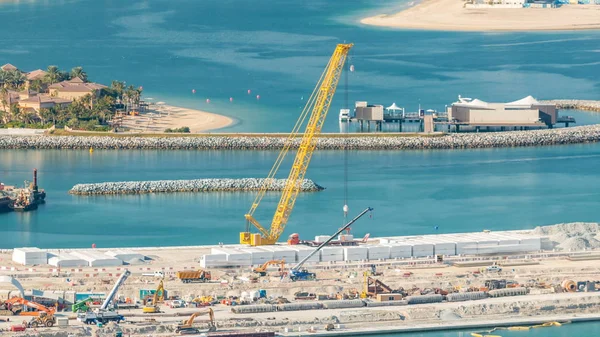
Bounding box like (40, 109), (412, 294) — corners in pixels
(2, 1), (600, 335)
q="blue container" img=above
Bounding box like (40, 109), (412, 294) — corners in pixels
(259, 289), (267, 298)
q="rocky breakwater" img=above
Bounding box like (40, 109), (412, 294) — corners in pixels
(542, 100), (600, 112)
(3, 124), (600, 150)
(69, 178), (324, 195)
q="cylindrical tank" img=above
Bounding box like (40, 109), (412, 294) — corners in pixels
(561, 280), (576, 292)
(446, 291), (487, 302)
(321, 300), (365, 309)
(231, 304), (275, 314)
(276, 302), (322, 311)
(488, 287), (527, 298)
(406, 294), (443, 305)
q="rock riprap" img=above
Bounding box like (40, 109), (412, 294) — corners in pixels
(4, 124), (600, 150)
(69, 178), (324, 195)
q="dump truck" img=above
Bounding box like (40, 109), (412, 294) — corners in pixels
(176, 270), (211, 283)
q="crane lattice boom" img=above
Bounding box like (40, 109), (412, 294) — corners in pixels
(241, 43), (353, 246)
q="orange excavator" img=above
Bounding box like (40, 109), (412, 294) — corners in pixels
(175, 308), (216, 334)
(252, 260), (286, 277)
(2, 297), (56, 316)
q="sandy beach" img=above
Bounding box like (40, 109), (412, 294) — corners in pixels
(119, 104), (234, 133)
(361, 1), (600, 31)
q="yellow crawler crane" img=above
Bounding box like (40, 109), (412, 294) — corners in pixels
(240, 43), (353, 246)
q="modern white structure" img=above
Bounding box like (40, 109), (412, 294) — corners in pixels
(12, 247), (47, 265)
(48, 252), (88, 267)
(448, 95), (557, 127)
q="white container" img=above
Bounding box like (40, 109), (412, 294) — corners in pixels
(259, 246), (296, 262)
(202, 254), (227, 261)
(71, 251), (123, 267)
(378, 238), (396, 244)
(292, 247), (320, 263)
(343, 247), (368, 261)
(240, 248), (273, 265)
(388, 244), (412, 258)
(211, 248), (252, 265)
(48, 253), (88, 267)
(321, 247), (344, 256)
(367, 246), (390, 259)
(315, 235), (330, 243)
(13, 247), (48, 266)
(105, 249), (145, 262)
(320, 254), (343, 262)
(433, 242), (456, 255)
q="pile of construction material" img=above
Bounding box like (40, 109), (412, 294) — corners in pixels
(200, 231), (544, 268)
(68, 178), (324, 195)
(3, 122), (600, 150)
(12, 247), (146, 267)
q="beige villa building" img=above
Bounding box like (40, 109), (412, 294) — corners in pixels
(49, 77), (107, 100)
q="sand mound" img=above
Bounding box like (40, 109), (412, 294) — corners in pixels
(532, 222), (600, 250)
(439, 309), (462, 321)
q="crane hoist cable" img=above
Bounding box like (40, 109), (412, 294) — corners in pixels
(241, 43), (353, 246)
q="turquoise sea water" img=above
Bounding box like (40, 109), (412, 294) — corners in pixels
(2, 1), (600, 336)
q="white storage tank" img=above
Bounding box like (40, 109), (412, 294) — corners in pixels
(13, 247), (47, 265)
(48, 252), (88, 267)
(367, 245), (390, 260)
(343, 246), (368, 261)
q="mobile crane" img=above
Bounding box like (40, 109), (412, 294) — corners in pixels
(240, 43), (353, 246)
(289, 207), (373, 281)
(78, 270), (130, 324)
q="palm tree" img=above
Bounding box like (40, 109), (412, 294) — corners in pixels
(0, 86), (8, 116)
(7, 70), (25, 89)
(0, 70), (9, 88)
(70, 66), (87, 82)
(45, 65), (61, 84)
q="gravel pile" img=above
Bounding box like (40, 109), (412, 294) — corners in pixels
(69, 178), (324, 195)
(532, 222), (600, 251)
(542, 100), (600, 111)
(3, 124), (600, 150)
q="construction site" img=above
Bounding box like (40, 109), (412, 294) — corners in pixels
(2, 44), (600, 337)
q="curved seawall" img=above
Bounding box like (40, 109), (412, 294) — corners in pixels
(3, 124), (600, 150)
(68, 178), (324, 195)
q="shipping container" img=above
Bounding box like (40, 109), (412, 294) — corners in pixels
(258, 246), (296, 262)
(367, 246), (390, 260)
(387, 244), (412, 258)
(343, 247), (368, 261)
(240, 248), (273, 265)
(291, 247), (320, 263)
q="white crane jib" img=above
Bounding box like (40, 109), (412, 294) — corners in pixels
(100, 269), (130, 311)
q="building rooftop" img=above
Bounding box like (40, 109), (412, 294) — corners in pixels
(19, 94), (71, 105)
(48, 77), (107, 92)
(26, 69), (48, 81)
(1, 63), (18, 71)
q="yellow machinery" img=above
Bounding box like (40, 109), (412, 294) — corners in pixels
(240, 43), (353, 246)
(253, 259), (286, 276)
(142, 280), (165, 313)
(175, 308), (216, 333)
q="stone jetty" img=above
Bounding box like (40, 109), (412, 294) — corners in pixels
(3, 124), (600, 150)
(542, 100), (600, 112)
(69, 178), (324, 195)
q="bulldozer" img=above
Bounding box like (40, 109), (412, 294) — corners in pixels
(175, 308), (216, 334)
(27, 311), (55, 328)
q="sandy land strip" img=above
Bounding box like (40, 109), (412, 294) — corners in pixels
(361, 1), (600, 31)
(120, 104), (234, 133)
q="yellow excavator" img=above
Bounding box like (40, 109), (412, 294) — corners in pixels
(253, 259), (286, 277)
(175, 308), (216, 334)
(240, 43), (353, 246)
(142, 280), (165, 313)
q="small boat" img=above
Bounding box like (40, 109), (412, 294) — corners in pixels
(0, 191), (13, 213)
(339, 108), (350, 122)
